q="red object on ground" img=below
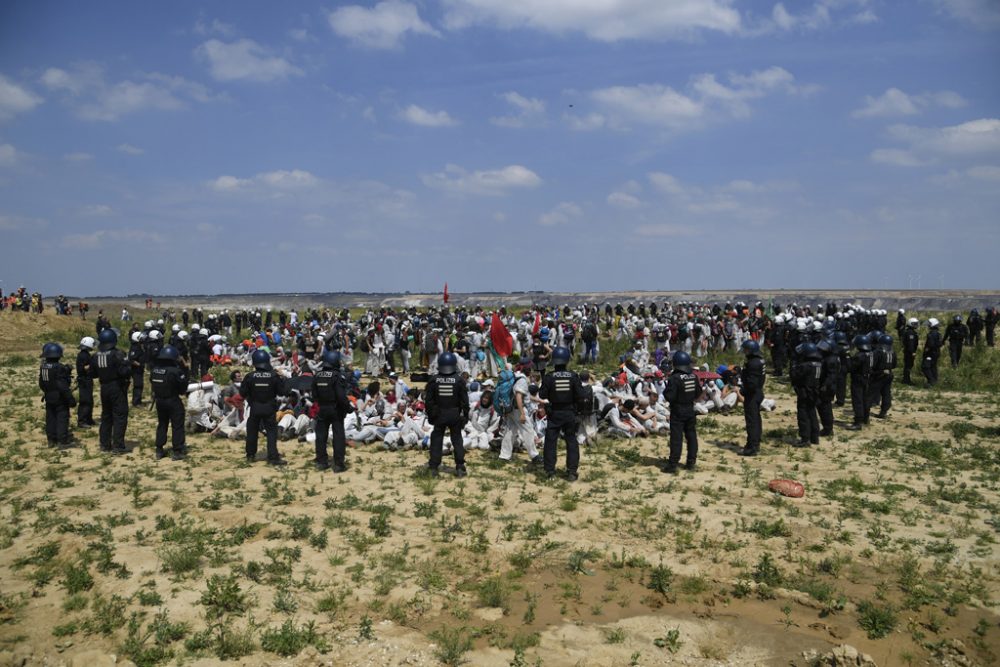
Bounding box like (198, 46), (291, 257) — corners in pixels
(768, 479), (805, 498)
(490, 312), (513, 358)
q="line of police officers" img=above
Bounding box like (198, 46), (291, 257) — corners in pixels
(37, 306), (993, 476)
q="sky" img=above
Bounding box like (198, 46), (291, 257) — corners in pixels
(0, 0), (998, 297)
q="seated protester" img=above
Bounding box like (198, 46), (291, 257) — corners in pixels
(631, 340), (650, 369)
(277, 393), (314, 440)
(467, 380), (482, 410)
(344, 408), (381, 445)
(212, 402), (251, 439)
(186, 374), (222, 433)
(532, 405), (548, 446)
(632, 396), (667, 432)
(600, 398), (642, 438)
(464, 388), (499, 451)
(381, 408), (430, 450)
(732, 366), (777, 412)
(390, 372), (409, 406)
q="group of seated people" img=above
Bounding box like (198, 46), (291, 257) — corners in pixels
(187, 346), (775, 459)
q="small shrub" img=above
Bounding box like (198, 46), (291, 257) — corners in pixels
(857, 600), (898, 639)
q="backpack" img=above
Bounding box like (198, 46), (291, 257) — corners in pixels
(493, 370), (517, 414)
(576, 384), (597, 416)
(582, 322), (597, 342)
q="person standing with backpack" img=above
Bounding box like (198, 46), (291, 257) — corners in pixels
(497, 368), (542, 465)
(539, 346), (584, 481)
(580, 318), (599, 364)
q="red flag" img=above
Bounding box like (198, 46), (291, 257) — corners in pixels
(443, 282), (449, 304)
(532, 312), (541, 335)
(490, 312), (513, 358)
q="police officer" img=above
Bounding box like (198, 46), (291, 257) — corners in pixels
(985, 307), (998, 348)
(922, 318), (943, 386)
(817, 338), (839, 437)
(901, 318), (920, 385)
(191, 325), (212, 381)
(739, 340), (766, 457)
(128, 331), (146, 406)
(150, 345), (189, 460)
(76, 336), (97, 428)
(39, 343), (76, 448)
(90, 329), (130, 453)
(967, 309), (983, 345)
(791, 343), (822, 446)
(846, 335), (874, 430)
(539, 346), (584, 481)
(239, 350), (289, 465)
(311, 350), (354, 472)
(942, 315), (968, 368)
(769, 315), (788, 377)
(833, 331), (850, 406)
(662, 350), (701, 472)
(873, 334), (896, 419)
(424, 351), (469, 477)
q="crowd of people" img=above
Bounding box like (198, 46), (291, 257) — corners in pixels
(33, 298), (998, 479)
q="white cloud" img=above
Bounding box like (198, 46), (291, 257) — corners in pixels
(564, 112), (606, 131)
(210, 169), (319, 192)
(0, 214), (47, 231)
(869, 148), (929, 167)
(79, 204), (114, 216)
(194, 18), (236, 37)
(0, 74), (43, 121)
(932, 0), (1000, 28)
(888, 118), (1000, 158)
(490, 91), (546, 128)
(762, 1), (877, 33)
(63, 152), (94, 162)
(117, 143), (144, 155)
(329, 1), (439, 49)
(422, 163), (542, 196)
(41, 63), (217, 121)
(648, 172), (688, 195)
(62, 229), (164, 249)
(538, 201), (582, 226)
(441, 0), (741, 41)
(288, 28), (312, 42)
(966, 165), (1000, 181)
(399, 104), (458, 127)
(0, 143), (18, 166)
(196, 39), (302, 83)
(587, 66), (808, 131)
(607, 191), (641, 208)
(852, 87), (967, 119)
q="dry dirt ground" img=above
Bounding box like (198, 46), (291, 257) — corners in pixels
(0, 314), (998, 667)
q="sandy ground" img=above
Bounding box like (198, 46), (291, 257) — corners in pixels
(1, 315), (998, 667)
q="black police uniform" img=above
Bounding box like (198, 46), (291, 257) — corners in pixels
(192, 333), (212, 381)
(849, 348), (874, 427)
(874, 343), (895, 418)
(834, 341), (850, 406)
(663, 368), (701, 470)
(128, 340), (145, 406)
(424, 373), (469, 473)
(76, 348), (96, 426)
(91, 346), (131, 452)
(942, 321), (969, 368)
(311, 367), (353, 470)
(539, 366), (584, 477)
(239, 367), (288, 463)
(770, 323), (787, 377)
(968, 311), (983, 345)
(39, 359), (76, 446)
(741, 354), (766, 455)
(818, 351), (840, 436)
(985, 308), (997, 347)
(922, 329), (942, 386)
(791, 357), (821, 445)
(151, 362), (189, 458)
(901, 325), (919, 385)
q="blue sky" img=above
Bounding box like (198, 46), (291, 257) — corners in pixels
(0, 1), (998, 297)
